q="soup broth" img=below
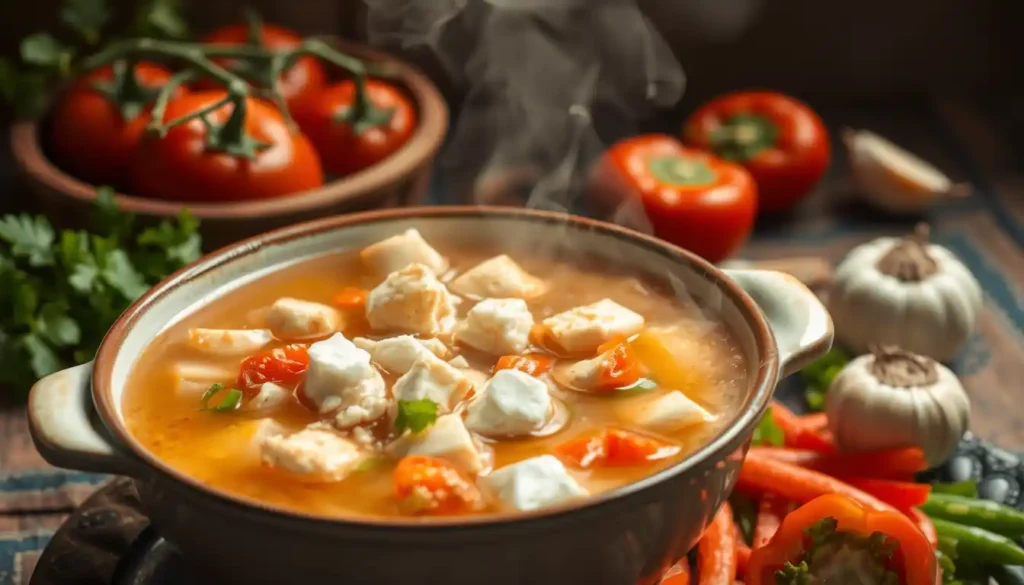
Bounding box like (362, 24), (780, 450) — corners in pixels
(123, 231), (748, 520)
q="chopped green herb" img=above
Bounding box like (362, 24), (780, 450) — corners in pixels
(616, 377), (657, 395)
(395, 399), (438, 434)
(200, 383), (243, 413)
(60, 0), (111, 44)
(932, 481), (979, 499)
(0, 186), (200, 401)
(800, 348), (850, 411)
(752, 407), (784, 447)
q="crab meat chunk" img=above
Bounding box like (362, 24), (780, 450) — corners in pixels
(353, 335), (450, 375)
(265, 298), (342, 341)
(304, 333), (389, 428)
(365, 263), (458, 336)
(541, 299), (644, 354)
(464, 369), (551, 437)
(450, 254), (547, 299)
(360, 228), (449, 276)
(396, 414), (484, 474)
(187, 328), (273, 356)
(455, 298), (534, 356)
(626, 391), (715, 433)
(482, 455), (588, 512)
(261, 427), (364, 482)
(249, 382), (291, 411)
(392, 358), (473, 413)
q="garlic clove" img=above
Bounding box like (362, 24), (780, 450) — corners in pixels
(843, 128), (969, 214)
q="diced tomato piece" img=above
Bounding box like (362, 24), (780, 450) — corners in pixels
(493, 353), (555, 376)
(332, 287), (368, 310)
(236, 344), (310, 393)
(393, 455), (484, 516)
(557, 429), (679, 468)
(844, 478), (932, 512)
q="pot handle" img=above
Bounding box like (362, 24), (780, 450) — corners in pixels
(28, 362), (145, 477)
(725, 269), (834, 378)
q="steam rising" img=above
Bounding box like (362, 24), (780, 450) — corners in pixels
(364, 0), (685, 220)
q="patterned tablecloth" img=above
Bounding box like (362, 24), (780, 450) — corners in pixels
(0, 96), (1021, 584)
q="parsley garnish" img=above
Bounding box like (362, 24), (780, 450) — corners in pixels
(200, 383), (243, 413)
(394, 399), (439, 434)
(0, 186), (201, 400)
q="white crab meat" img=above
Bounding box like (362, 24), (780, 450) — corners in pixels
(464, 369), (551, 437)
(398, 414), (483, 474)
(360, 228), (448, 276)
(365, 263), (458, 336)
(482, 455), (588, 512)
(304, 333), (389, 428)
(541, 299), (644, 354)
(353, 335), (450, 375)
(455, 298), (534, 356)
(447, 355), (470, 368)
(559, 349), (616, 391)
(392, 358), (473, 413)
(626, 391), (715, 433)
(187, 328), (273, 356)
(265, 298), (342, 341)
(172, 362), (235, 397)
(449, 254), (548, 299)
(249, 382), (291, 412)
(260, 427), (364, 482)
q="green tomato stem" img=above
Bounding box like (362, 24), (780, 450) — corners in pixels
(145, 69), (197, 136)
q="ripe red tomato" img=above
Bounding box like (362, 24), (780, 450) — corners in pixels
(237, 344), (310, 393)
(683, 91), (830, 214)
(199, 23), (326, 109)
(292, 79), (417, 177)
(592, 134), (757, 263)
(131, 90), (324, 202)
(48, 62), (185, 188)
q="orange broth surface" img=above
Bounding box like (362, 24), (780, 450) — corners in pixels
(122, 245), (748, 520)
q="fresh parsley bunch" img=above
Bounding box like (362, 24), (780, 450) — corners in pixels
(0, 187), (201, 399)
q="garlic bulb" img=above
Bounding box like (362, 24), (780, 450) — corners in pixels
(828, 224), (981, 361)
(843, 128), (969, 214)
(826, 346), (970, 465)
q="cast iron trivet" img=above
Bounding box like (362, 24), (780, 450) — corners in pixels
(30, 378), (1024, 584)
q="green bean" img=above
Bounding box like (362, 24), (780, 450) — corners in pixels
(931, 517), (1024, 566)
(922, 493), (1024, 538)
(931, 481), (979, 499)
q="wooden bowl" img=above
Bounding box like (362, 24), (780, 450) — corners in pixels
(9, 41), (448, 250)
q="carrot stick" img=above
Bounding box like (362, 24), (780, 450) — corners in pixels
(698, 502), (737, 585)
(735, 542), (751, 577)
(770, 401), (836, 453)
(845, 478), (931, 512)
(911, 507), (939, 547)
(737, 451), (894, 511)
(750, 446), (927, 480)
(799, 412), (829, 433)
(753, 495), (792, 548)
(659, 559), (691, 585)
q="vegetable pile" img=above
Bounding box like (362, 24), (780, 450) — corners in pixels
(656, 391), (1024, 585)
(0, 187), (200, 399)
(3, 0), (417, 203)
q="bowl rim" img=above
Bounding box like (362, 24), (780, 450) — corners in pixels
(93, 205), (779, 532)
(9, 40), (448, 220)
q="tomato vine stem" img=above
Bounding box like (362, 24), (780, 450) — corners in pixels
(75, 35), (389, 159)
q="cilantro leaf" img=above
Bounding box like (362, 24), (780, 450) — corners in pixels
(0, 215), (54, 266)
(23, 333), (62, 378)
(92, 186), (133, 242)
(60, 0), (110, 44)
(395, 399), (439, 434)
(200, 383), (243, 412)
(20, 34), (73, 72)
(100, 248), (148, 300)
(752, 407), (784, 447)
(134, 0), (188, 39)
(36, 303), (81, 346)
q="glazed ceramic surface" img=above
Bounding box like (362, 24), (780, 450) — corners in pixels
(29, 207), (832, 585)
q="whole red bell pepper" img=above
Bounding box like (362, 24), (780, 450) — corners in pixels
(747, 494), (936, 585)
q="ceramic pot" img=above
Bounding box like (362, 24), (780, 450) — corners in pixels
(28, 207), (832, 585)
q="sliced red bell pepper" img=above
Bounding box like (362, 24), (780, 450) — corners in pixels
(750, 446), (927, 480)
(770, 401), (836, 453)
(845, 478), (931, 512)
(754, 495), (792, 548)
(698, 502), (738, 585)
(910, 508), (939, 547)
(746, 494), (937, 585)
(659, 559), (691, 585)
